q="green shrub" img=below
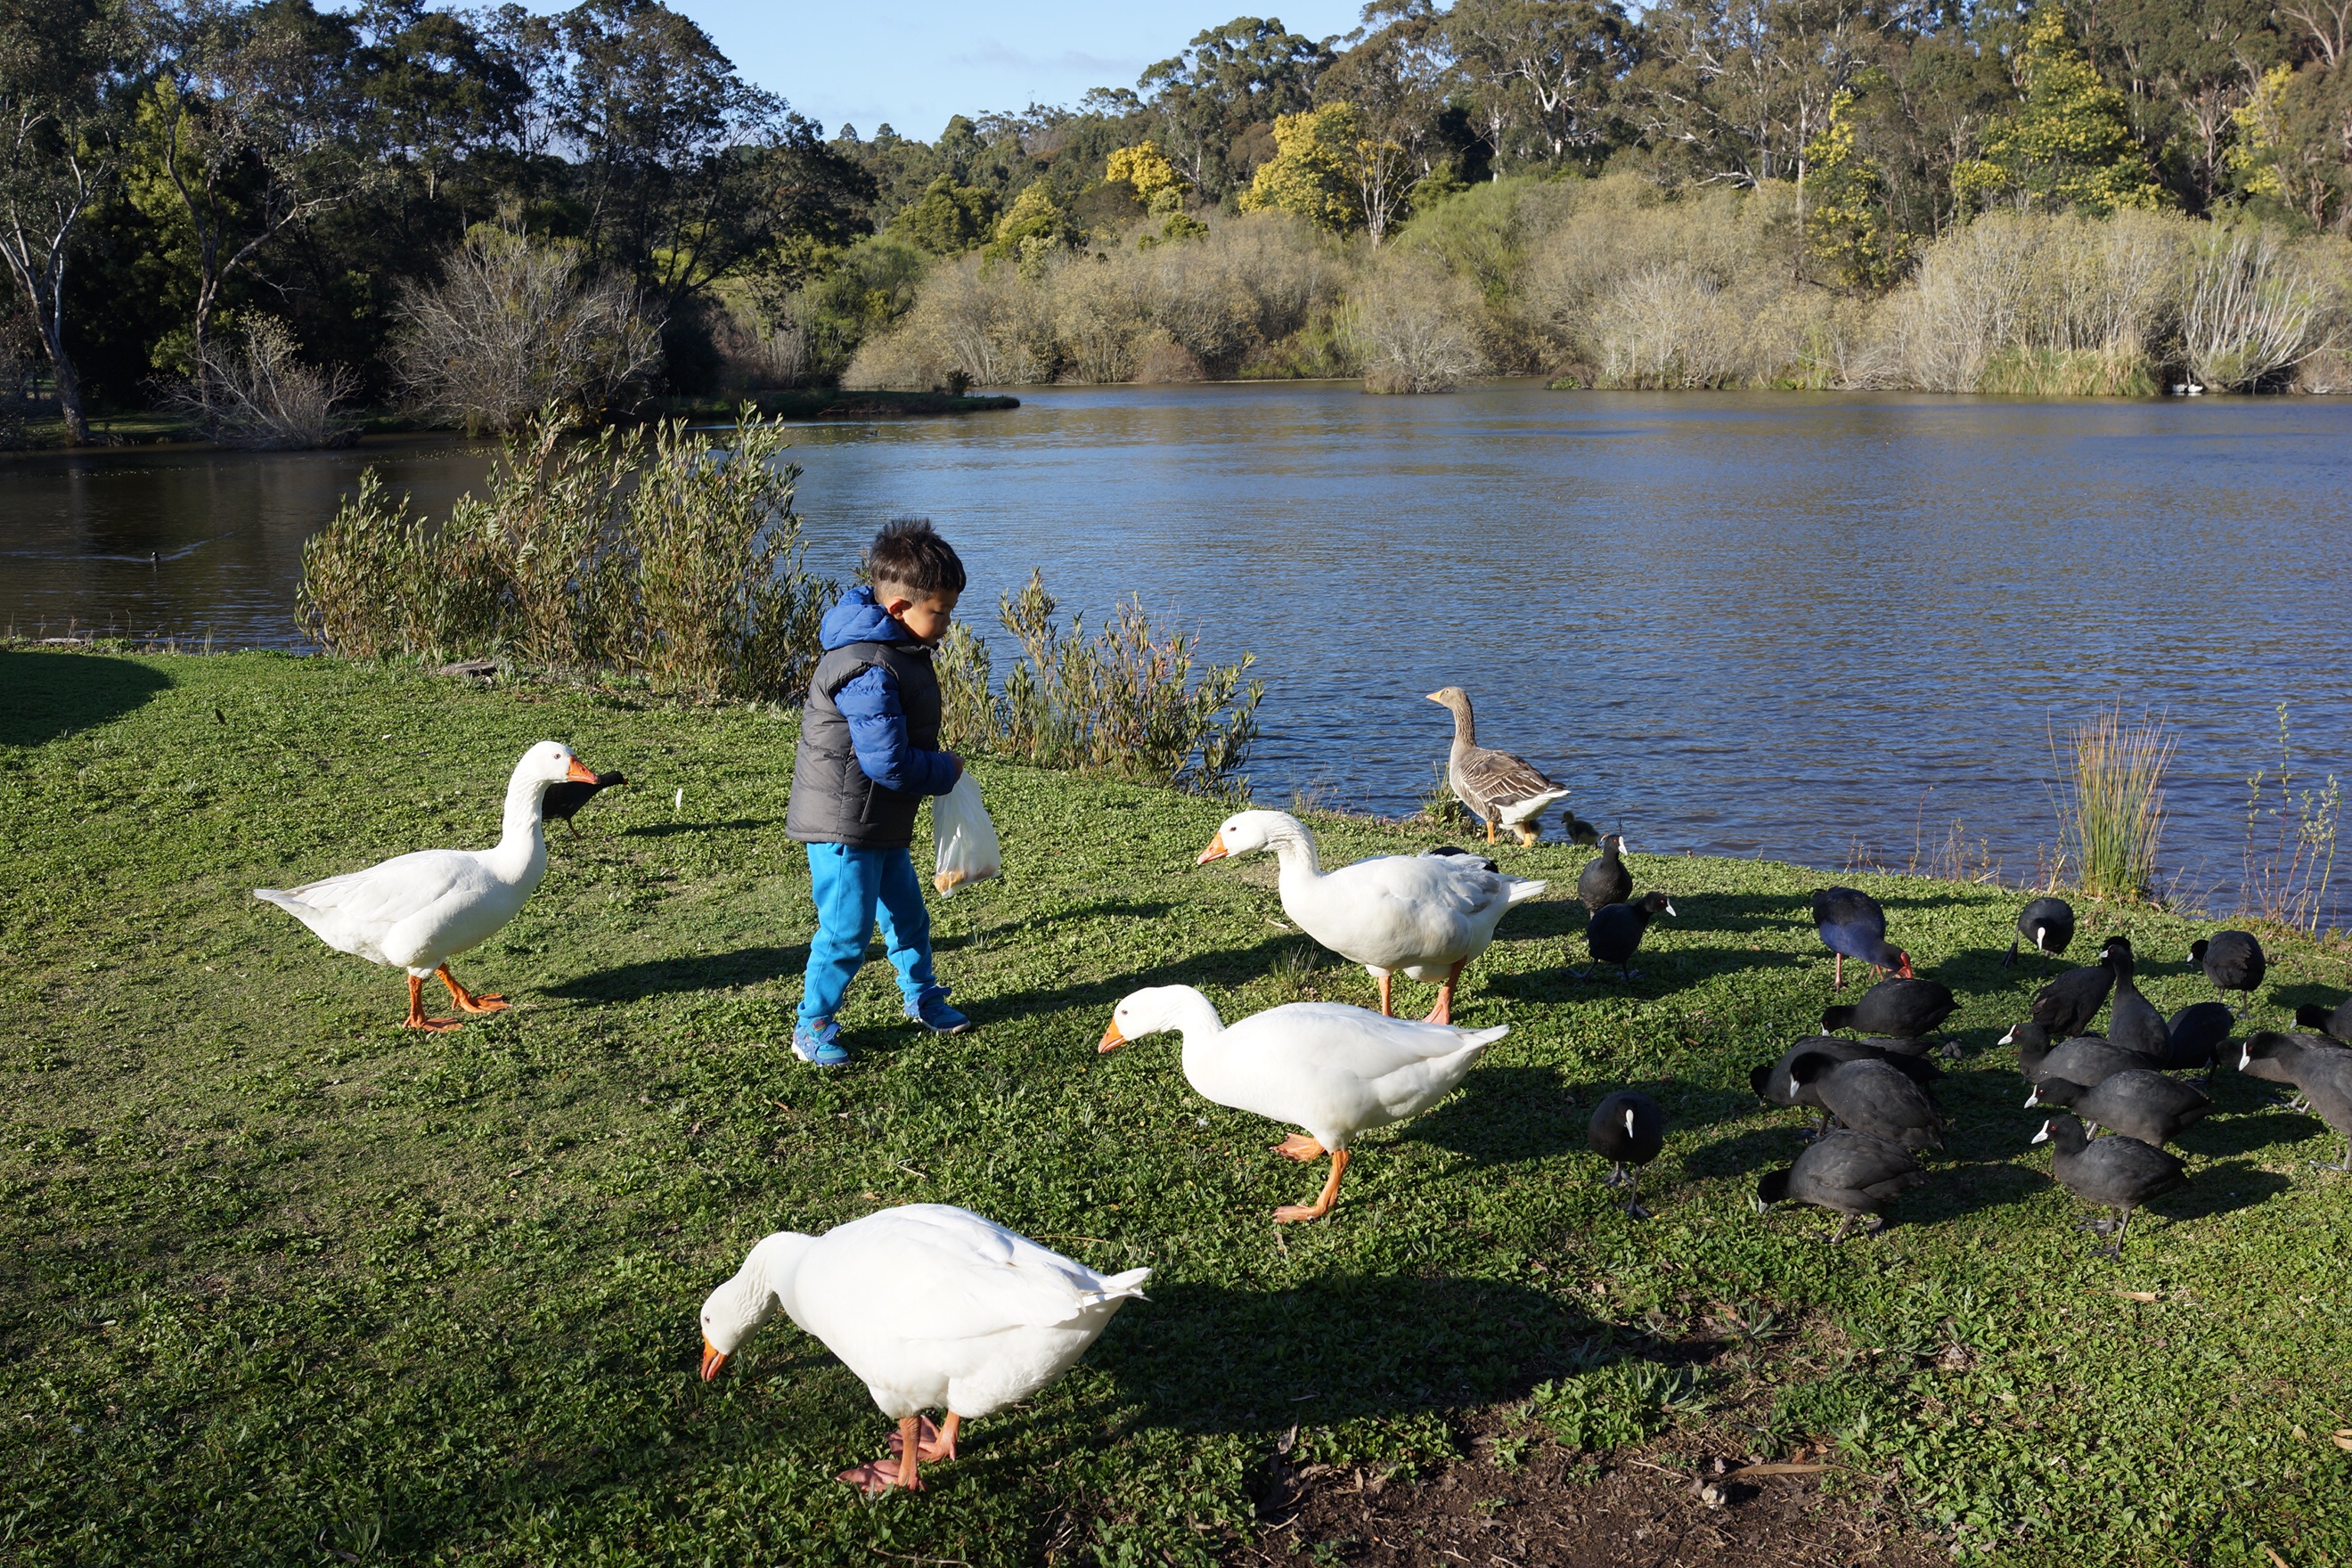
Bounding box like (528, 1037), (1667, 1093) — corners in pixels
(295, 408), (837, 701)
(935, 570), (1262, 795)
(1521, 1359), (1699, 1451)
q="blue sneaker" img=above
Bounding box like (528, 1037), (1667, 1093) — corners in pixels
(791, 1017), (849, 1066)
(904, 984), (971, 1035)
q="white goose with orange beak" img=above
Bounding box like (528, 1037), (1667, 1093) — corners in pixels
(698, 1205), (1149, 1494)
(1196, 810), (1544, 1024)
(1100, 984), (1506, 1222)
(255, 741), (602, 1029)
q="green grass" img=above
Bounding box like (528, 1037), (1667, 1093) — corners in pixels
(2, 647), (2348, 1567)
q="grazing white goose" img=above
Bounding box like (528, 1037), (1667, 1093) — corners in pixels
(1100, 985), (1506, 1222)
(1197, 810), (1544, 1024)
(1425, 686), (1570, 845)
(698, 1204), (1150, 1493)
(254, 741), (600, 1030)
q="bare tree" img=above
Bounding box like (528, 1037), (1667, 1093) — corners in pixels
(390, 220), (661, 434)
(160, 313), (356, 448)
(2277, 0), (2352, 66)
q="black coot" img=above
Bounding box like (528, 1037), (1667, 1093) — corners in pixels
(2026, 1068), (2211, 1147)
(2033, 1113), (2186, 1258)
(1425, 845), (1500, 874)
(2005, 896), (2077, 968)
(1811, 886), (1912, 991)
(1583, 892), (1673, 981)
(1576, 834), (1632, 914)
(1788, 1053), (1944, 1153)
(2292, 997), (2352, 1041)
(2230, 1029), (2348, 1112)
(1752, 1038), (1940, 1133)
(2030, 937), (2124, 1037)
(542, 769), (626, 834)
(2103, 941), (2169, 1058)
(2160, 1001), (2234, 1080)
(2004, 1022), (2158, 1089)
(2241, 1033), (2352, 1171)
(1588, 1090), (1667, 1217)
(1820, 976), (1959, 1048)
(2191, 931), (2268, 1013)
(1755, 1131), (1926, 1241)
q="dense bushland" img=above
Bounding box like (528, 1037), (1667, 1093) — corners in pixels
(846, 177), (2352, 395)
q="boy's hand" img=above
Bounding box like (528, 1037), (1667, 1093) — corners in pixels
(944, 751), (964, 782)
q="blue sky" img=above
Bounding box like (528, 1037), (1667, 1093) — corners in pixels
(638, 3), (1369, 142)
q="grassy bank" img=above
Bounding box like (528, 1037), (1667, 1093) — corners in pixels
(3, 649), (2348, 1568)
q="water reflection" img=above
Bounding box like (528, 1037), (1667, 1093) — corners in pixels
(4, 385), (2347, 923)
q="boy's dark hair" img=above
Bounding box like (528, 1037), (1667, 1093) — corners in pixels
(866, 519), (966, 596)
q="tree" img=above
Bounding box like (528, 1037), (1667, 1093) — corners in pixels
(1239, 102), (1360, 232)
(2229, 61), (2352, 226)
(544, 0), (782, 315)
(888, 173), (994, 254)
(1955, 4), (2165, 216)
(1442, 0), (1632, 172)
(1629, 0), (1886, 195)
(983, 177), (1073, 263)
(1802, 86), (1909, 285)
(2092, 0), (2281, 209)
(1316, 5), (1449, 243)
(0, 0), (130, 443)
(1139, 17), (1333, 199)
(139, 0), (376, 413)
(348, 0), (524, 202)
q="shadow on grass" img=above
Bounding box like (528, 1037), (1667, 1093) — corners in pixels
(1098, 1274), (1695, 1434)
(551, 943), (812, 999)
(1402, 1066), (1580, 1166)
(980, 935), (1303, 1025)
(2160, 1158), (2294, 1221)
(0, 651), (171, 747)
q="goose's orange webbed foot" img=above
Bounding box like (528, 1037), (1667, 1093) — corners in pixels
(1271, 1133), (1326, 1163)
(1273, 1148), (1350, 1223)
(403, 975), (463, 1032)
(887, 1412), (961, 1463)
(437, 965), (509, 1014)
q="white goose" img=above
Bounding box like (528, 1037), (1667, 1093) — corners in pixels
(1100, 985), (1506, 1222)
(698, 1203), (1150, 1493)
(254, 741), (600, 1030)
(1198, 810), (1544, 1024)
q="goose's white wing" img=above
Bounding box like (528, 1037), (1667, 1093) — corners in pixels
(263, 849), (493, 930)
(813, 1205), (1144, 1343)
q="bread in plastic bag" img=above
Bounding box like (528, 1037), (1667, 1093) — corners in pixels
(932, 772), (1002, 895)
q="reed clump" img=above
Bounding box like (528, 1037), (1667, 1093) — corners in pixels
(2054, 706), (2176, 903)
(935, 570), (1263, 796)
(296, 410), (837, 702)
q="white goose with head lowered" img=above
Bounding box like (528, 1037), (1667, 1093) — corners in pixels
(698, 1203), (1149, 1493)
(1100, 984), (1506, 1223)
(254, 741), (600, 1029)
(1197, 809), (1543, 1024)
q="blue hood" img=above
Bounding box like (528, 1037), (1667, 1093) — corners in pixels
(819, 586), (911, 651)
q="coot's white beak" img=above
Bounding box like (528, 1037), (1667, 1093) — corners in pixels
(1998, 1026), (2017, 1046)
(2030, 1122), (2052, 1145)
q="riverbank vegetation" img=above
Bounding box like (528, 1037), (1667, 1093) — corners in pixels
(9, 0), (2352, 450)
(3, 647), (2348, 1565)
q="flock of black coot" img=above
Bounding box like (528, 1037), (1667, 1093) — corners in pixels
(1576, 882), (2352, 1258)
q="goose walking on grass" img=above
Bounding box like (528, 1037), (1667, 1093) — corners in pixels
(1425, 686), (1569, 845)
(1810, 887), (1911, 992)
(2005, 896), (2076, 969)
(1196, 810), (1544, 1025)
(1755, 1131), (1926, 1242)
(1587, 1090), (1665, 1218)
(1100, 985), (1504, 1223)
(255, 741), (601, 1030)
(2033, 1114), (2185, 1259)
(698, 1205), (1149, 1493)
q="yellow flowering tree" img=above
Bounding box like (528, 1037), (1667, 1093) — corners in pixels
(1238, 104), (1363, 234)
(1803, 89), (1912, 290)
(2228, 63), (2350, 229)
(1953, 4), (2164, 217)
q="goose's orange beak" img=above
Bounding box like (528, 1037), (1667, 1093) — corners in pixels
(566, 757), (600, 785)
(1098, 1021), (1127, 1053)
(1196, 832), (1228, 864)
(699, 1338), (727, 1381)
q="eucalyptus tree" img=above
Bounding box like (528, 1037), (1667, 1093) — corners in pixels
(1442, 0), (1635, 173)
(1139, 16), (1333, 199)
(141, 0), (379, 412)
(1317, 1), (1450, 242)
(0, 0), (135, 443)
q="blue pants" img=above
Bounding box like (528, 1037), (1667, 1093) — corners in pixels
(799, 843), (935, 1025)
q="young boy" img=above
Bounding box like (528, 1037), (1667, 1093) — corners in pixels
(784, 519), (970, 1066)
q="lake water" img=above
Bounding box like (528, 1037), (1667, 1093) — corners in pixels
(7, 383), (2349, 925)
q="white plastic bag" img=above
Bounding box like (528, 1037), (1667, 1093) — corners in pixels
(932, 772), (1002, 895)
